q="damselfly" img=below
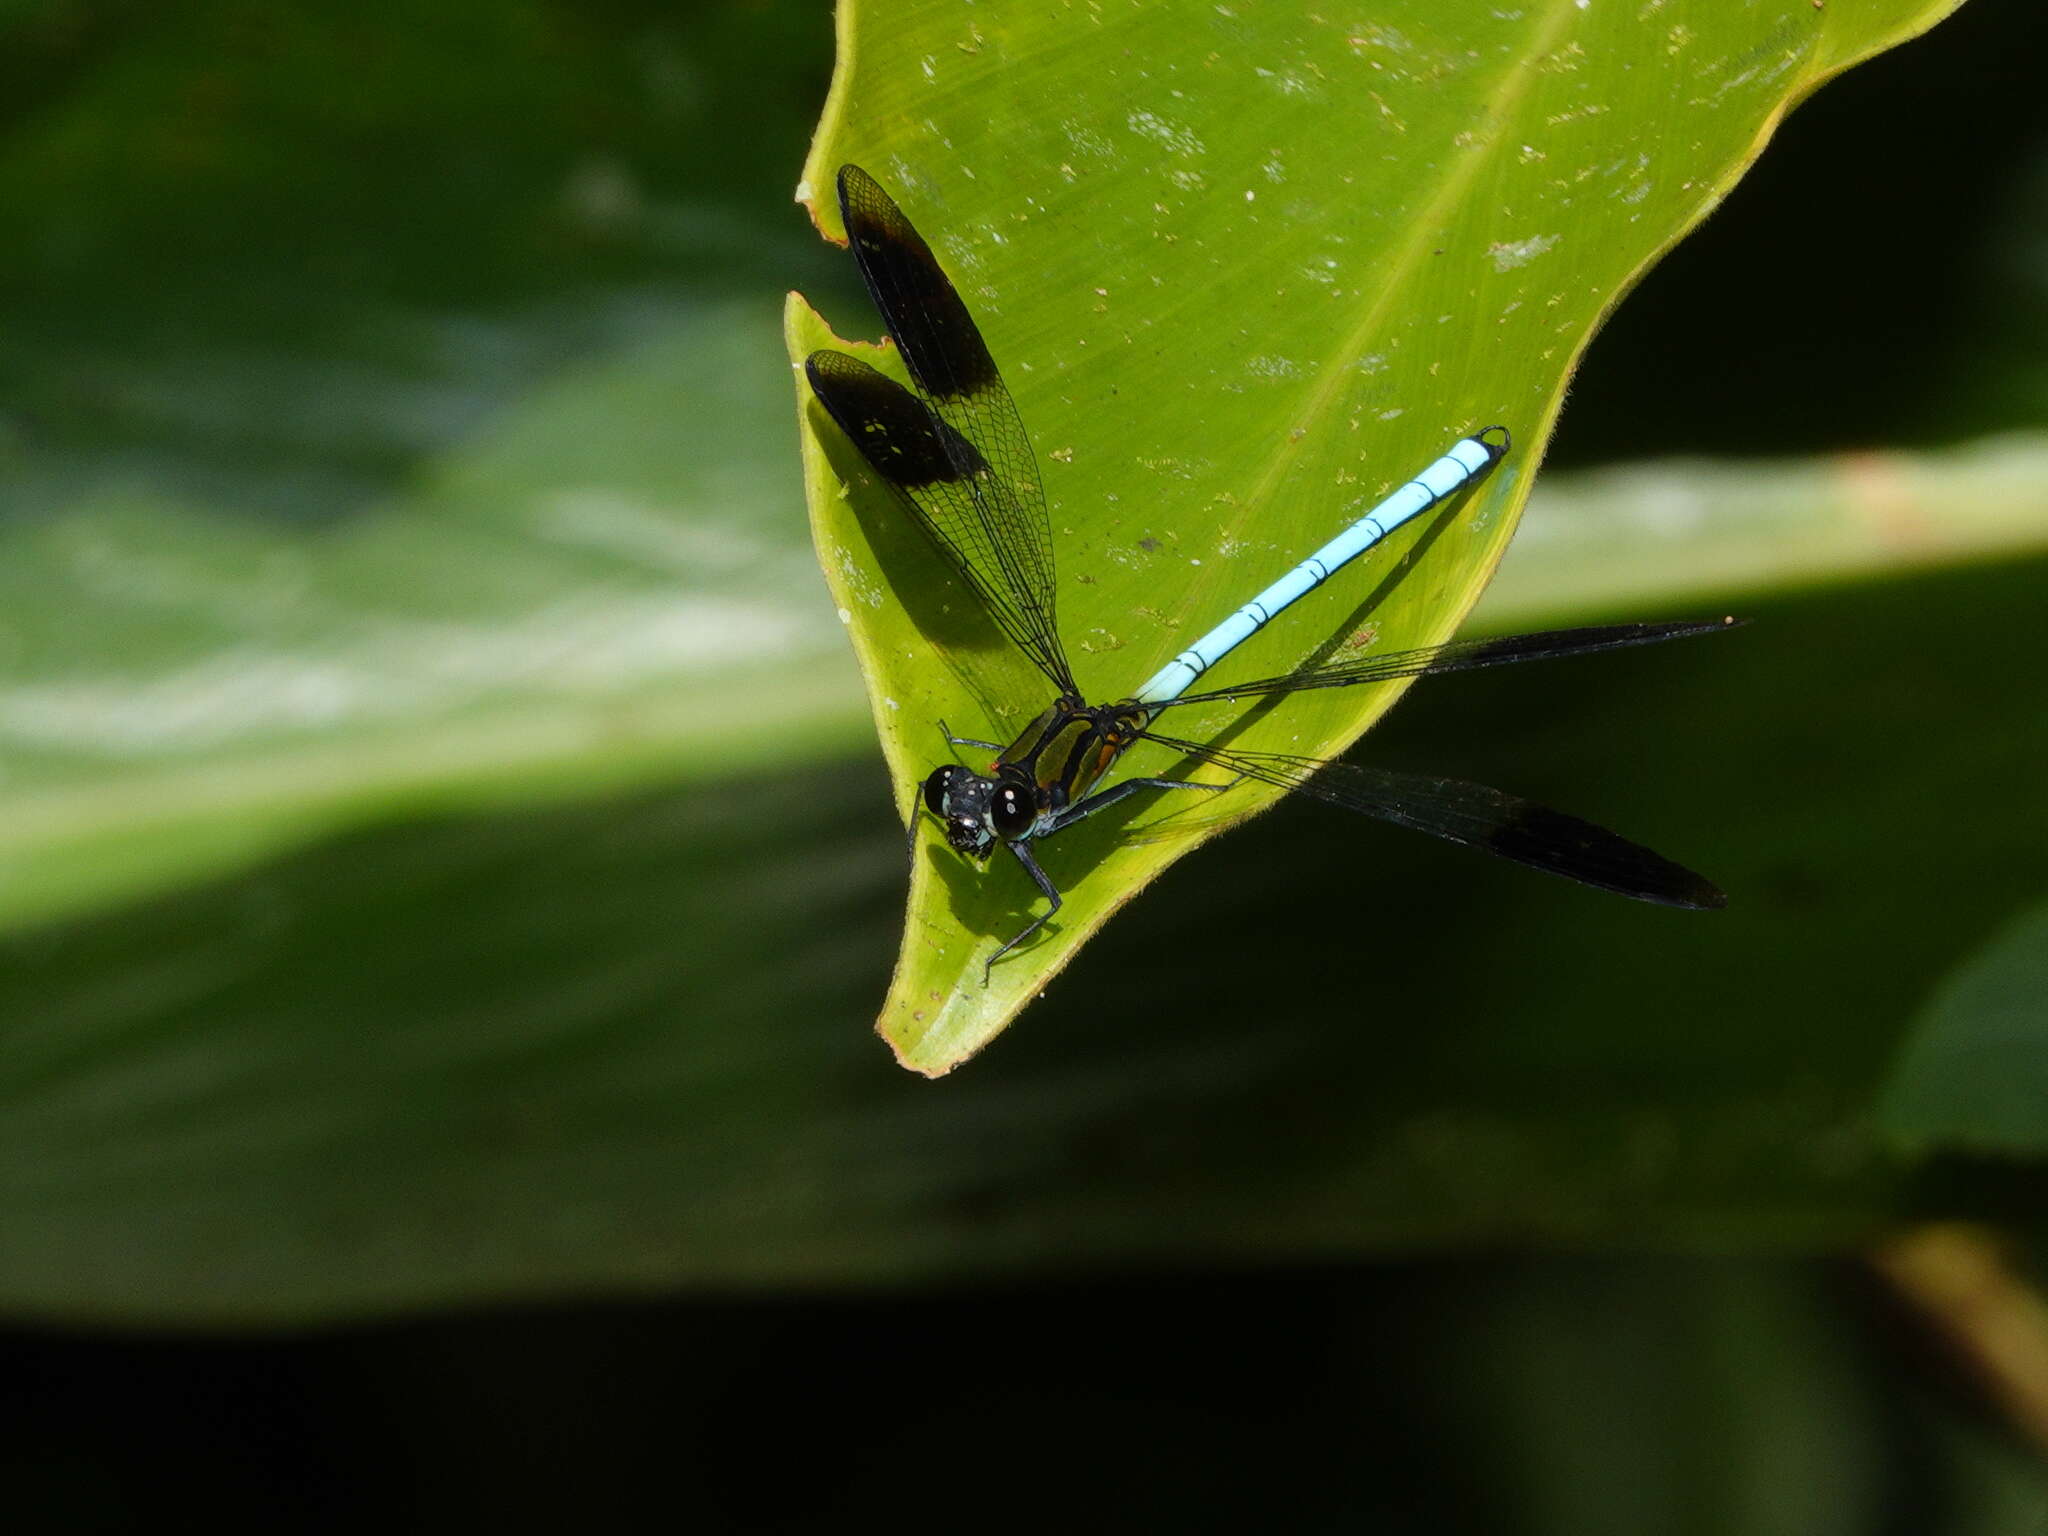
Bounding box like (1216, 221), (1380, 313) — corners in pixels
(806, 165), (1729, 981)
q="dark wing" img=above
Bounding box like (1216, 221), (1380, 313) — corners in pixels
(1153, 620), (1739, 710)
(806, 350), (1072, 689)
(1138, 728), (1725, 909)
(813, 162), (1075, 695)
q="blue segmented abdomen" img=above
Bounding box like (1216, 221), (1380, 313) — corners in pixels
(1130, 428), (1508, 705)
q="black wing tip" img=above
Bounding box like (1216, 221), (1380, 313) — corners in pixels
(835, 164), (898, 248)
(1473, 616), (1744, 662)
(1592, 615), (1745, 647)
(1665, 614), (1746, 638)
(1490, 803), (1730, 911)
(802, 347), (872, 397)
(1645, 614), (1747, 645)
(836, 163), (908, 240)
(1643, 869), (1729, 910)
(1602, 854), (1729, 911)
(803, 347), (989, 488)
(836, 162), (880, 210)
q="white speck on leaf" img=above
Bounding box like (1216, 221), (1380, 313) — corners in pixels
(1245, 355), (1302, 381)
(1489, 234), (1559, 271)
(1127, 110), (1205, 157)
(1061, 121), (1116, 162)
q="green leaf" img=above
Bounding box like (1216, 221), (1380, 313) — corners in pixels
(793, 0), (1970, 1071)
(1877, 902), (2048, 1154)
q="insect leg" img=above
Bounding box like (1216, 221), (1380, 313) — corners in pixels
(937, 718), (1005, 754)
(902, 790), (924, 862)
(1042, 774), (1231, 835)
(985, 841), (1065, 984)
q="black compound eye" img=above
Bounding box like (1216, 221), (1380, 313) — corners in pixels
(990, 785), (1034, 838)
(922, 764), (962, 815)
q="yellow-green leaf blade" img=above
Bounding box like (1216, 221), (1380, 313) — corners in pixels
(793, 0), (1970, 1071)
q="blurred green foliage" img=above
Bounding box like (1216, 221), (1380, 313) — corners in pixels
(1882, 902), (2048, 1153)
